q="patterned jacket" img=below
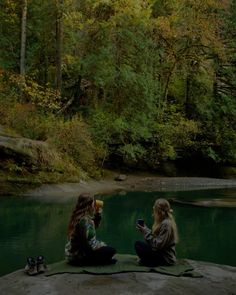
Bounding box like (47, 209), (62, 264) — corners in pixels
(65, 214), (105, 262)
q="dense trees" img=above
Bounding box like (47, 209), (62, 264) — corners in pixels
(0, 0), (236, 176)
(20, 0), (27, 77)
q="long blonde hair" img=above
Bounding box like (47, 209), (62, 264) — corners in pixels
(67, 193), (94, 238)
(152, 198), (178, 243)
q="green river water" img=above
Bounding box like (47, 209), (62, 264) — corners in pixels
(0, 188), (236, 276)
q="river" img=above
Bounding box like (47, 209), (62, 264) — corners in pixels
(0, 188), (236, 276)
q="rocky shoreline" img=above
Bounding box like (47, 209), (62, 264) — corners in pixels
(23, 174), (236, 203)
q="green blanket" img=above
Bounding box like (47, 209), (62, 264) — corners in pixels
(46, 254), (203, 278)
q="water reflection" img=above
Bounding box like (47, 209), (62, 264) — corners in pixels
(97, 190), (236, 267)
(0, 197), (73, 276)
(0, 188), (235, 276)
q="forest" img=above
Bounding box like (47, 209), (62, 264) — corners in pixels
(0, 0), (236, 181)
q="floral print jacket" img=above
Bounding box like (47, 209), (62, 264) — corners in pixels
(65, 214), (105, 262)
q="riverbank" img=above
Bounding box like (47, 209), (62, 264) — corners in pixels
(23, 173), (236, 203)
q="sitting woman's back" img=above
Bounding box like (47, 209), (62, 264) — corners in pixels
(135, 198), (178, 266)
(65, 193), (116, 265)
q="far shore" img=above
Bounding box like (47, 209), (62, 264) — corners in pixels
(22, 174), (236, 203)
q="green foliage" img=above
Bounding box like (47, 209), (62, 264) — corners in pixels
(49, 117), (99, 175)
(199, 92), (236, 163)
(89, 107), (153, 163)
(144, 110), (200, 168)
(0, 72), (68, 149)
(0, 0), (236, 178)
(0, 84), (100, 178)
(0, 1), (21, 70)
(89, 104), (200, 168)
(151, 0), (172, 18)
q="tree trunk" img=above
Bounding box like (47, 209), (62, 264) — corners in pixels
(163, 62), (176, 106)
(185, 74), (191, 117)
(55, 0), (63, 92)
(20, 0), (27, 76)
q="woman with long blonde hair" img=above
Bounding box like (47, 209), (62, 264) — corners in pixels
(65, 193), (116, 265)
(135, 198), (178, 266)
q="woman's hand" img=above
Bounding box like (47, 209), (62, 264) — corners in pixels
(93, 212), (102, 228)
(136, 223), (149, 235)
(96, 207), (103, 214)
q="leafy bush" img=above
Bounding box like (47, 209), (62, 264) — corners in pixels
(49, 116), (99, 175)
(0, 76), (101, 178)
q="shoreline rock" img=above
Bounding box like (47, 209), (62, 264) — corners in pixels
(0, 258), (235, 295)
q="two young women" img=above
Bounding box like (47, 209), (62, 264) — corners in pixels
(65, 193), (178, 266)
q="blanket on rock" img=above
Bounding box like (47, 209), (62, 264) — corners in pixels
(46, 254), (203, 278)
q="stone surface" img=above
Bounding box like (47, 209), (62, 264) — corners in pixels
(0, 124), (61, 171)
(0, 260), (236, 295)
(114, 174), (127, 181)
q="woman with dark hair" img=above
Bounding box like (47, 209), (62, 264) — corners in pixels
(135, 198), (178, 266)
(65, 193), (116, 265)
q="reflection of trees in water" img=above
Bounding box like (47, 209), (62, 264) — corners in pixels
(99, 191), (236, 266)
(175, 205), (236, 265)
(0, 199), (71, 244)
(97, 192), (157, 254)
(0, 197), (73, 276)
(1, 189), (235, 276)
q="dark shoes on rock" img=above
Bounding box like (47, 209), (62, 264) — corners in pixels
(36, 255), (47, 274)
(24, 257), (37, 276)
(24, 256), (47, 276)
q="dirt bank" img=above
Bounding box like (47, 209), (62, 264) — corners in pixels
(23, 174), (236, 203)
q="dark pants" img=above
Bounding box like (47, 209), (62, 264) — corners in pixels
(70, 246), (116, 266)
(135, 241), (167, 266)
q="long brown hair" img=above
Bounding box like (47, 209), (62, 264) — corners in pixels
(152, 198), (179, 243)
(67, 193), (94, 238)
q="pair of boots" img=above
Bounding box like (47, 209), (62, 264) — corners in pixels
(24, 256), (47, 276)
